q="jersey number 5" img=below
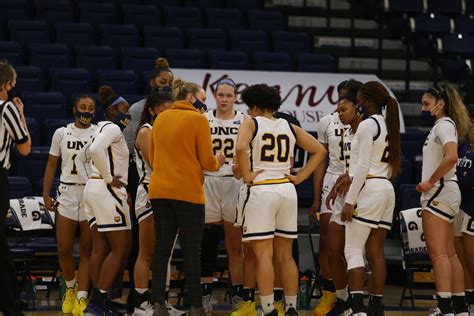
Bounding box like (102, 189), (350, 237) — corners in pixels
(260, 133), (290, 162)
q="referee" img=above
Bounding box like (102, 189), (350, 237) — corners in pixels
(0, 60), (31, 316)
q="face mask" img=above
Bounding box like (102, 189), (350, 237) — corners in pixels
(7, 85), (16, 101)
(75, 111), (94, 126)
(193, 99), (208, 113)
(114, 111), (132, 130)
(421, 102), (440, 125)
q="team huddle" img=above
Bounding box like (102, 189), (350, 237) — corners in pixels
(35, 57), (473, 316)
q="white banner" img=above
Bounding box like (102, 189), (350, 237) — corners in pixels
(8, 197), (56, 231)
(173, 69), (405, 132)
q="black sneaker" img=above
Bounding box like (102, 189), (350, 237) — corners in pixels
(331, 298), (350, 315)
(264, 309), (279, 316)
(367, 304), (385, 316)
(285, 307), (298, 315)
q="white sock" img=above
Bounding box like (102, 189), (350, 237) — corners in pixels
(350, 291), (364, 295)
(438, 292), (452, 298)
(454, 292), (466, 296)
(284, 295), (297, 311)
(77, 291), (88, 300)
(260, 294), (274, 314)
(336, 287), (349, 301)
(65, 278), (76, 288)
(99, 289), (107, 294)
(136, 288), (148, 294)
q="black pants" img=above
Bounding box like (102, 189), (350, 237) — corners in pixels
(151, 199), (205, 308)
(0, 169), (19, 315)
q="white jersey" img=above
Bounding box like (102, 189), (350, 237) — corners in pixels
(90, 121), (130, 185)
(134, 123), (152, 184)
(422, 117), (458, 182)
(49, 123), (96, 184)
(315, 112), (348, 175)
(251, 116), (296, 182)
(205, 110), (244, 177)
(345, 115), (391, 204)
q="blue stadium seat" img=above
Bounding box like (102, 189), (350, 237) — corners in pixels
(413, 13), (451, 35)
(40, 177), (61, 198)
(209, 50), (250, 70)
(468, 1), (474, 14)
(79, 3), (119, 25)
(0, 41), (23, 65)
(35, 0), (75, 23)
(15, 66), (45, 94)
(28, 44), (71, 70)
(187, 28), (227, 50)
(76, 46), (118, 73)
(44, 118), (73, 146)
(14, 147), (50, 189)
(224, 0), (263, 10)
(295, 53), (337, 73)
(272, 31), (311, 54)
(54, 22), (95, 47)
(96, 70), (140, 95)
(426, 0), (463, 16)
(253, 51), (293, 71)
(384, 0), (424, 38)
(455, 15), (474, 34)
(0, 0), (31, 28)
(99, 24), (140, 48)
(143, 0), (181, 5)
(165, 48), (207, 69)
(121, 47), (160, 73)
(9, 20), (50, 44)
(121, 4), (160, 27)
(50, 68), (92, 98)
(229, 29), (269, 53)
(401, 139), (423, 162)
(8, 177), (33, 199)
(441, 33), (474, 56)
(164, 7), (203, 28)
(25, 118), (40, 146)
(184, 0), (221, 7)
(440, 59), (471, 83)
(399, 184), (421, 210)
(247, 10), (285, 32)
(22, 92), (67, 124)
(384, 0), (424, 14)
(143, 26), (183, 49)
(205, 8), (245, 30)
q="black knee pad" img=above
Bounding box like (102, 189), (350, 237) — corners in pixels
(201, 224), (222, 277)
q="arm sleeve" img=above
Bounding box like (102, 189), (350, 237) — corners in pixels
(344, 120), (378, 205)
(196, 115), (220, 172)
(437, 121), (458, 146)
(315, 115), (330, 144)
(3, 102), (28, 144)
(49, 128), (64, 157)
(89, 124), (120, 183)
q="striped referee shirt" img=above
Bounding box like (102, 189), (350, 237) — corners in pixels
(0, 100), (28, 169)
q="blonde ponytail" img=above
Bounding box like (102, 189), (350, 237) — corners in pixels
(172, 77), (201, 101)
(443, 85), (470, 139)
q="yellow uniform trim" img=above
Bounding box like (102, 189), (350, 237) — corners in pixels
(250, 177), (291, 186)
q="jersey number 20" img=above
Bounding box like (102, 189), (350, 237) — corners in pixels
(260, 133), (290, 162)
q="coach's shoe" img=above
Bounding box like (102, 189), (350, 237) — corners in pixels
(274, 301), (285, 316)
(166, 301), (185, 316)
(428, 307), (454, 316)
(231, 301), (257, 316)
(134, 301), (154, 315)
(314, 291), (337, 316)
(202, 294), (213, 314)
(153, 302), (170, 316)
(72, 297), (88, 316)
(63, 284), (78, 313)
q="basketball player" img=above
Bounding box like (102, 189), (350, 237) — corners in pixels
(311, 80), (361, 315)
(235, 84), (327, 316)
(42, 96), (96, 315)
(417, 86), (470, 316)
(82, 86), (132, 314)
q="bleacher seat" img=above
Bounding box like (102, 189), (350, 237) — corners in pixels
(0, 0), (31, 28)
(50, 68), (92, 98)
(440, 59), (471, 83)
(272, 31), (311, 54)
(28, 44), (71, 70)
(247, 10), (285, 32)
(254, 52), (293, 71)
(165, 48), (207, 69)
(96, 70), (140, 95)
(229, 29), (269, 53)
(143, 26), (183, 49)
(54, 22), (95, 47)
(295, 53), (337, 73)
(44, 118), (73, 146)
(401, 139), (423, 161)
(184, 0), (221, 7)
(455, 15), (474, 35)
(15, 66), (45, 94)
(9, 20), (50, 45)
(384, 0), (424, 38)
(205, 8), (245, 29)
(76, 46), (117, 73)
(40, 177), (61, 198)
(187, 28), (227, 50)
(22, 92), (67, 123)
(164, 7), (203, 28)
(99, 24), (140, 48)
(143, 0), (180, 5)
(399, 184), (421, 210)
(0, 41), (23, 65)
(209, 50), (250, 70)
(79, 3), (119, 25)
(384, 0), (424, 14)
(467, 1), (474, 14)
(35, 0), (75, 23)
(25, 118), (40, 146)
(14, 147), (50, 190)
(426, 0), (463, 16)
(224, 0), (263, 10)
(8, 177), (33, 199)
(121, 4), (160, 27)
(121, 47), (160, 73)
(440, 33), (474, 56)
(412, 13), (451, 35)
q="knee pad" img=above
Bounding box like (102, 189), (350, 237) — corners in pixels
(200, 224), (221, 277)
(344, 244), (365, 270)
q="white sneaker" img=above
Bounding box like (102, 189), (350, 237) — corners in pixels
(166, 301), (185, 316)
(202, 294), (213, 314)
(133, 301), (154, 316)
(429, 307), (454, 316)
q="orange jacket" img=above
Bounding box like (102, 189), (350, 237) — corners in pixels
(148, 100), (220, 204)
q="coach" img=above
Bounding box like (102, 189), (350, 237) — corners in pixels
(0, 60), (31, 316)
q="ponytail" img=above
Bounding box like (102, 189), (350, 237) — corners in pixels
(386, 96), (401, 178)
(442, 85), (470, 139)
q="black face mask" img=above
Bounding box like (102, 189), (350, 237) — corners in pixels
(75, 111), (94, 127)
(193, 99), (207, 113)
(7, 85), (16, 101)
(114, 111), (132, 131)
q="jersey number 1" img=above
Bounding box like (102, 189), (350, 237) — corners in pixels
(260, 133), (290, 162)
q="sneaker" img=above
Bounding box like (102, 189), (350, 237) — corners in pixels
(274, 301), (285, 316)
(429, 307), (454, 316)
(231, 301), (257, 316)
(62, 284), (78, 313)
(265, 309), (279, 316)
(367, 304), (384, 316)
(72, 297), (88, 316)
(332, 298), (350, 315)
(153, 303), (170, 316)
(166, 301), (185, 316)
(134, 301), (154, 315)
(202, 294), (213, 314)
(285, 307), (298, 315)
(314, 291), (337, 316)
(83, 302), (114, 315)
